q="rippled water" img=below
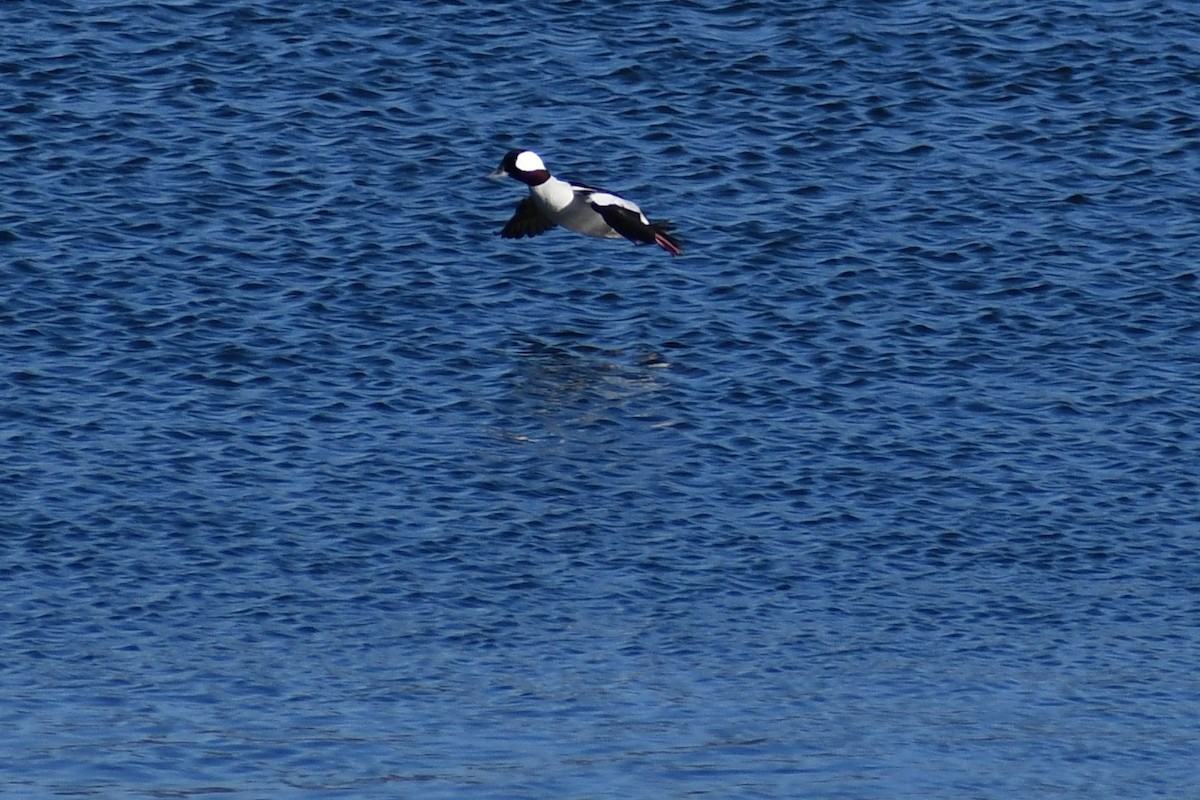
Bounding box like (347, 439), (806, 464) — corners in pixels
(2, 1), (1199, 798)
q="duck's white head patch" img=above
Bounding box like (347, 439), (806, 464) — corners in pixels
(514, 150), (546, 173)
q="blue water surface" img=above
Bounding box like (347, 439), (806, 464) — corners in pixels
(2, 1), (1199, 798)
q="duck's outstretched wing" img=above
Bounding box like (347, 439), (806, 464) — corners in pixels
(500, 197), (557, 239)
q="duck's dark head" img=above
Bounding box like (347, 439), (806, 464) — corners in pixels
(488, 149), (551, 186)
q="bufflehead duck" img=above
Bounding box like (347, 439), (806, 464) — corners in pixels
(488, 150), (682, 256)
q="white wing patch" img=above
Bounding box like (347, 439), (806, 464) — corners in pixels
(588, 192), (648, 224)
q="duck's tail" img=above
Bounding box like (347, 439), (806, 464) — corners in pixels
(652, 223), (683, 257)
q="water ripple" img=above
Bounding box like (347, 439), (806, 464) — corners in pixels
(2, 0), (1199, 798)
